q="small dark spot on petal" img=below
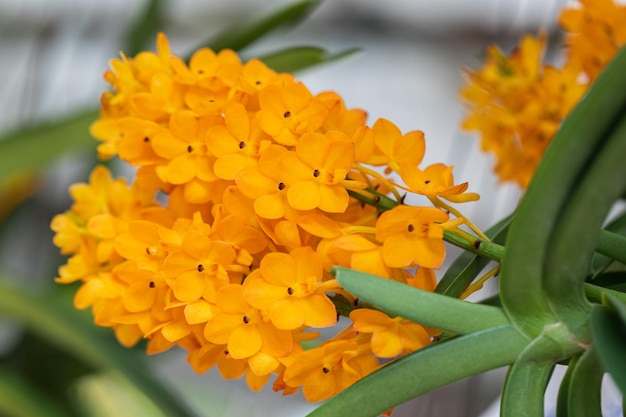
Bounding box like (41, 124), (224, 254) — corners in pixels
(187, 145), (194, 153)
(239, 141), (246, 149)
(278, 182), (286, 190)
(224, 349), (229, 355)
(198, 70), (205, 74)
(425, 180), (431, 184)
(145, 248), (151, 255)
(149, 281), (155, 288)
(255, 80), (262, 85)
(313, 169), (320, 177)
(287, 287), (294, 295)
(243, 315), (250, 324)
(283, 111), (291, 118)
(322, 367), (330, 374)
(143, 136), (150, 142)
(197, 264), (205, 272)
(407, 224), (415, 232)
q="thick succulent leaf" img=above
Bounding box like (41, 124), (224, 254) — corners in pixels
(591, 304), (626, 395)
(500, 45), (626, 338)
(334, 267), (509, 334)
(566, 347), (603, 417)
(308, 324), (527, 417)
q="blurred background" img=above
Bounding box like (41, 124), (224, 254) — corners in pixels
(1, 0), (617, 416)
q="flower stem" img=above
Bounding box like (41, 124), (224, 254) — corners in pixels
(443, 230), (505, 262)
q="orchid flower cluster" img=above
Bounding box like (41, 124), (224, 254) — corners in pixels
(50, 33), (481, 402)
(460, 0), (626, 188)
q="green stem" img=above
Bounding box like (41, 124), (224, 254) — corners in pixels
(347, 188), (398, 212)
(598, 229), (626, 265)
(443, 230), (504, 261)
(584, 282), (626, 305)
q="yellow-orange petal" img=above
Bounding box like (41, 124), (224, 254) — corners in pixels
(184, 300), (218, 324)
(123, 282), (157, 312)
(248, 352), (280, 376)
(171, 271), (204, 302)
(228, 325), (262, 359)
(370, 330), (404, 358)
(204, 313), (242, 344)
(161, 321), (192, 342)
(300, 294), (337, 328)
(287, 181), (320, 211)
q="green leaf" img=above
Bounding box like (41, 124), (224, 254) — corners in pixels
(0, 278), (199, 417)
(591, 305), (626, 395)
(0, 368), (70, 417)
(501, 359), (553, 417)
(543, 113), (626, 340)
(556, 356), (577, 417)
(196, 0), (321, 54)
(334, 267), (509, 334)
(123, 0), (165, 56)
(500, 45), (626, 339)
(436, 214), (512, 298)
(257, 46), (360, 73)
(501, 337), (558, 417)
(0, 110), (98, 182)
(604, 293), (626, 324)
(72, 372), (168, 417)
(598, 230), (626, 267)
(308, 324), (527, 417)
(591, 211), (626, 276)
(566, 347), (603, 417)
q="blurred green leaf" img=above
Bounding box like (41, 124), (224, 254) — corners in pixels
(591, 304), (626, 394)
(308, 324), (527, 417)
(123, 0), (165, 56)
(436, 214), (512, 298)
(0, 278), (199, 417)
(334, 267), (509, 334)
(72, 372), (167, 417)
(0, 110), (98, 182)
(197, 0), (321, 54)
(258, 46), (360, 73)
(0, 368), (69, 417)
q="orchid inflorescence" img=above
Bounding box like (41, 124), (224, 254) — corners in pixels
(51, 32), (482, 402)
(460, 0), (626, 188)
